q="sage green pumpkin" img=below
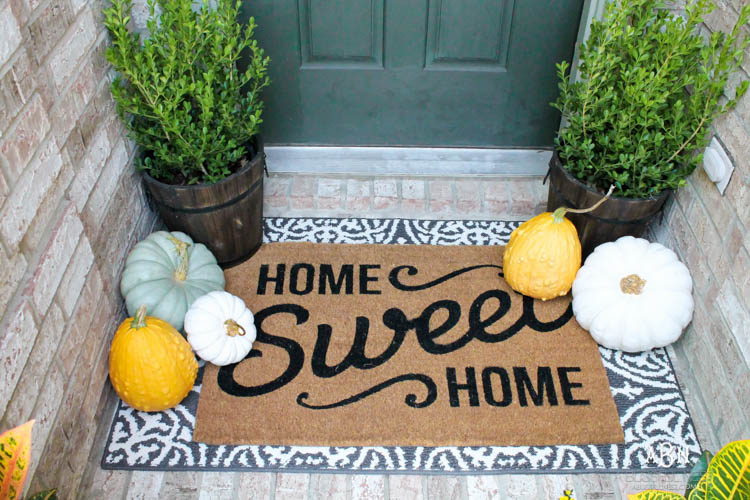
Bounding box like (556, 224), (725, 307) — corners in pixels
(120, 231), (225, 331)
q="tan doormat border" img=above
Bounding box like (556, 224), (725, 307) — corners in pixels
(194, 242), (624, 447)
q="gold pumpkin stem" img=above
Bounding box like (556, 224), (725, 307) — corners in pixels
(131, 304), (149, 329)
(620, 274), (646, 295)
(168, 236), (191, 282)
(224, 319), (246, 337)
(552, 184), (615, 223)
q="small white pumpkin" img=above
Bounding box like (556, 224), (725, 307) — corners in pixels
(572, 236), (694, 352)
(184, 291), (257, 366)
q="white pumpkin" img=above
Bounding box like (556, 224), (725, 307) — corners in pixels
(572, 236), (694, 352)
(184, 291), (257, 366)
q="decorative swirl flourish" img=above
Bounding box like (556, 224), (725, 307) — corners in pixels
(389, 264), (504, 291)
(296, 374), (437, 410)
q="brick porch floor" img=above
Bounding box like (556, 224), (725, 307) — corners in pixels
(78, 173), (705, 500)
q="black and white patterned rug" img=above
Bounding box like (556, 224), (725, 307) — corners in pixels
(101, 218), (701, 473)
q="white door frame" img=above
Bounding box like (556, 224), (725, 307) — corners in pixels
(266, 1), (606, 177)
(570, 0), (607, 82)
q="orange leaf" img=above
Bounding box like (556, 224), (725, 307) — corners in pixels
(0, 420), (35, 500)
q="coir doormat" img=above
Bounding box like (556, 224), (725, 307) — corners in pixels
(194, 242), (624, 447)
(102, 218), (701, 473)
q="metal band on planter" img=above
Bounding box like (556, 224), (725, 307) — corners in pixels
(545, 152), (669, 258)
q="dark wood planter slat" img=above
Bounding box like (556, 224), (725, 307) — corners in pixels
(546, 152), (670, 259)
(143, 136), (265, 267)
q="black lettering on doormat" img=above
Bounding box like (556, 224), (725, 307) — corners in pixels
(225, 262), (578, 410)
(257, 263), (381, 295)
(297, 373), (438, 410)
(444, 366), (588, 408)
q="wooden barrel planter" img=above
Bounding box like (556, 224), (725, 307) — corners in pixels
(143, 135), (265, 267)
(546, 152), (670, 259)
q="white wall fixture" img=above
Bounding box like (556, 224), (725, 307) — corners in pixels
(702, 137), (734, 195)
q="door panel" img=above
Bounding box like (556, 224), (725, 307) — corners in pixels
(243, 0), (583, 147)
(300, 0), (384, 68)
(426, 0), (512, 70)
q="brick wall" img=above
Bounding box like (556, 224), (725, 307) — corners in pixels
(0, 0), (156, 494)
(648, 0), (750, 451)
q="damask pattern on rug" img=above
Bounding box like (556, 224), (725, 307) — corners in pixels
(102, 218), (700, 473)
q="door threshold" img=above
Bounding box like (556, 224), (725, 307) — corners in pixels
(265, 146), (551, 176)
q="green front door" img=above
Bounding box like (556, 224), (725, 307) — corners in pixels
(244, 0), (583, 147)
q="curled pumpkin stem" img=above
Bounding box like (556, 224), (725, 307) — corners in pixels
(168, 235), (191, 282)
(224, 319), (246, 337)
(552, 184), (615, 223)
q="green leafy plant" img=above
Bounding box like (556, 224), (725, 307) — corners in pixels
(103, 0), (270, 184)
(628, 439), (750, 500)
(552, 0), (750, 198)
